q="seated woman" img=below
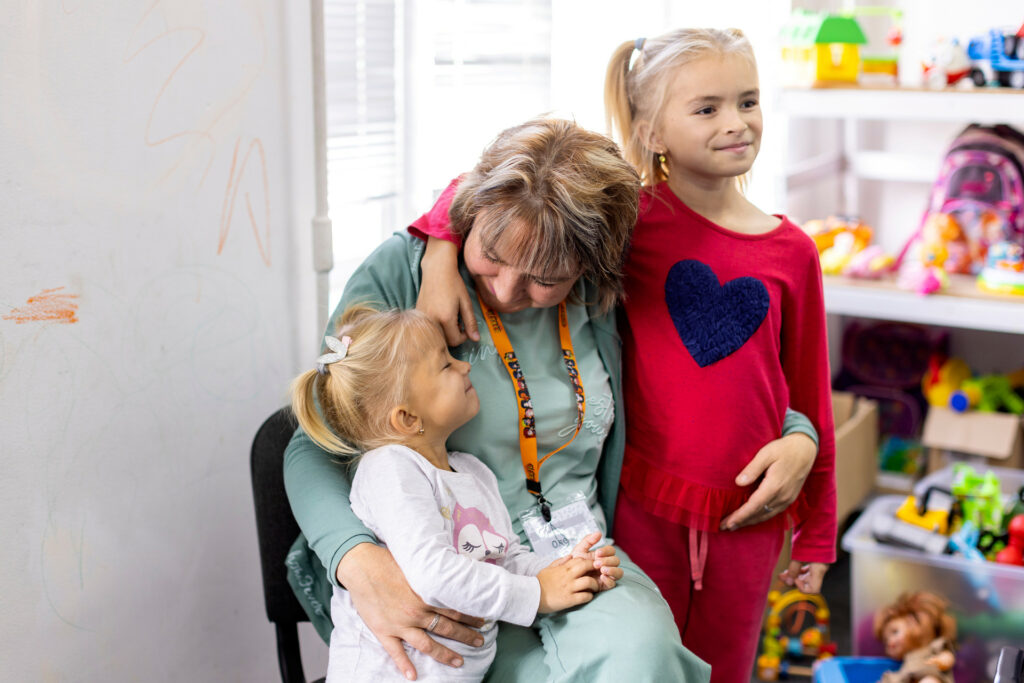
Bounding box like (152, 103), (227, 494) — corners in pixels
(283, 117), (816, 682)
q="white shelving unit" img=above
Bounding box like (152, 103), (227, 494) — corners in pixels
(778, 85), (1024, 334)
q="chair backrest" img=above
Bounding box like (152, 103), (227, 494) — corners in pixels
(251, 407), (322, 683)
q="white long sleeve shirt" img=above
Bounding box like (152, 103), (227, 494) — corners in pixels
(326, 445), (549, 682)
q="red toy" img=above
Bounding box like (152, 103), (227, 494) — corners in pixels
(995, 515), (1024, 566)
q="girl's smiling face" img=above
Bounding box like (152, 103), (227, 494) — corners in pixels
(649, 52), (762, 183)
(405, 325), (480, 436)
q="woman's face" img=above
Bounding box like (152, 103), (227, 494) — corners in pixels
(462, 214), (580, 314)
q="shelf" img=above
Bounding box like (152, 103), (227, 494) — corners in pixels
(823, 274), (1024, 334)
(778, 85), (1024, 123)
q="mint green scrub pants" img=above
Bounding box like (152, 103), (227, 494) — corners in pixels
(484, 548), (710, 682)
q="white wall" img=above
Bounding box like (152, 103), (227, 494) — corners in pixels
(0, 1), (321, 680)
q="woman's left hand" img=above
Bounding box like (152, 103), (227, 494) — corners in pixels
(719, 433), (816, 530)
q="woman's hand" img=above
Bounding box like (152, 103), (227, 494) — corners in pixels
(337, 543), (486, 681)
(417, 236), (479, 346)
(720, 433), (816, 530)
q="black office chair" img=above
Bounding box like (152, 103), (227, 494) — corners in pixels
(251, 407), (326, 683)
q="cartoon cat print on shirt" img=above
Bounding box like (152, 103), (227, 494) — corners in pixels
(452, 501), (508, 564)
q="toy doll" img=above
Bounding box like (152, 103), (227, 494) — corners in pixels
(873, 591), (957, 683)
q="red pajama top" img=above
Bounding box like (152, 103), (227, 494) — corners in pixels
(621, 184), (836, 563)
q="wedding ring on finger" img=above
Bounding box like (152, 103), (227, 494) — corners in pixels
(427, 613), (441, 633)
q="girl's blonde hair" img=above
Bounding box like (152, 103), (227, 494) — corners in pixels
(448, 117), (640, 313)
(291, 305), (440, 457)
(604, 28), (755, 186)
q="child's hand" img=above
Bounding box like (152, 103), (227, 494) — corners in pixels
(779, 561), (829, 594)
(568, 532), (624, 591)
(417, 236), (480, 345)
(536, 557), (599, 613)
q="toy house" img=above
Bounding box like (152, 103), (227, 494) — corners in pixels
(781, 10), (868, 86)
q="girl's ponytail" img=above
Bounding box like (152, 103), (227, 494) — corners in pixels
(604, 40), (636, 158)
(290, 368), (358, 457)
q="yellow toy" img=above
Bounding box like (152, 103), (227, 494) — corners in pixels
(896, 495), (951, 535)
(921, 356), (971, 408)
(757, 589), (836, 680)
(780, 11), (867, 86)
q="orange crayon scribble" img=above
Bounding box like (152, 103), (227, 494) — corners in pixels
(3, 287), (79, 324)
(218, 136), (271, 266)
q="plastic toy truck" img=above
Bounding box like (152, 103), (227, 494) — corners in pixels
(967, 27), (1024, 88)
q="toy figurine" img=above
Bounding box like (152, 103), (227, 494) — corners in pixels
(922, 37), (971, 88)
(874, 591), (957, 683)
(995, 515), (1024, 566)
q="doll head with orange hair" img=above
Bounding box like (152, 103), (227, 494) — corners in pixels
(874, 591), (957, 683)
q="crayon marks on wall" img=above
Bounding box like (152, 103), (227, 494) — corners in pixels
(3, 287), (79, 324)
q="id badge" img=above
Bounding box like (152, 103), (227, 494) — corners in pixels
(519, 491), (607, 563)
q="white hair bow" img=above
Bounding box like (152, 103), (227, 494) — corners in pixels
(316, 335), (352, 375)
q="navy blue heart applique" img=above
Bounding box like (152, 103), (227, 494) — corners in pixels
(664, 260), (769, 368)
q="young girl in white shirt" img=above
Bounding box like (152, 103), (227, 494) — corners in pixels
(290, 305), (622, 682)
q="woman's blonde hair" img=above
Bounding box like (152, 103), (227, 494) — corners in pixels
(604, 28), (755, 187)
(448, 117), (640, 313)
(291, 305), (440, 458)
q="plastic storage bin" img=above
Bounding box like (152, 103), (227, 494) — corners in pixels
(842, 464), (1024, 683)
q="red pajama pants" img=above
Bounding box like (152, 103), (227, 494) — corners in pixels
(614, 488), (785, 683)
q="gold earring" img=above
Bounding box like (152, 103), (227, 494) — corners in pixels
(658, 153), (666, 165)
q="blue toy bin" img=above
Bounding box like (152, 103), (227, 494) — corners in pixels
(812, 657), (898, 682)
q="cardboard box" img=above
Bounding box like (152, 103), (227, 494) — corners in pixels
(922, 406), (1024, 471)
(833, 391), (879, 525)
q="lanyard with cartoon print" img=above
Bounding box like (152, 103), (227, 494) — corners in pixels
(476, 294), (586, 522)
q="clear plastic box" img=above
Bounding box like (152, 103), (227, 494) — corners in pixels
(841, 464), (1024, 683)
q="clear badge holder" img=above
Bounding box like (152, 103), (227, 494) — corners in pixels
(519, 490), (607, 563)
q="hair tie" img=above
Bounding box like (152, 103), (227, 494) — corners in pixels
(629, 37), (646, 71)
(316, 335), (352, 375)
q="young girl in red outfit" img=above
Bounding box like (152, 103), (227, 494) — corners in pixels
(410, 30), (835, 681)
(601, 28), (835, 681)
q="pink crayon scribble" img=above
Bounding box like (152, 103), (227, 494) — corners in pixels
(3, 287), (79, 324)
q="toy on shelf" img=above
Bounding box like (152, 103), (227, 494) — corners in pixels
(897, 123), (1024, 294)
(949, 370), (1024, 415)
(757, 589), (836, 681)
(780, 11), (867, 87)
(995, 515), (1024, 566)
(849, 5), (903, 84)
(874, 592), (957, 683)
(978, 241), (1024, 296)
(923, 37), (971, 89)
(878, 435), (925, 477)
(802, 215), (896, 278)
(922, 356), (971, 408)
(966, 25), (1024, 89)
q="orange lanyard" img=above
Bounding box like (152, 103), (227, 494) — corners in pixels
(477, 294), (586, 521)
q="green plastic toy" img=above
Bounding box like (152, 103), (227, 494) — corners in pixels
(951, 464), (1006, 533)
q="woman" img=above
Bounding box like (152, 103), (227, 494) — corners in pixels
(283, 118), (816, 681)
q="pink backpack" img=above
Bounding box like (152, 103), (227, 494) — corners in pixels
(898, 123), (1024, 275)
